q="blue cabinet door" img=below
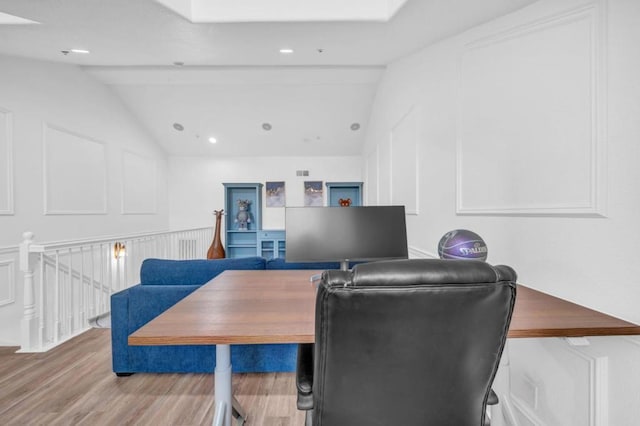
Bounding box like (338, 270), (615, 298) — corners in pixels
(257, 230), (285, 260)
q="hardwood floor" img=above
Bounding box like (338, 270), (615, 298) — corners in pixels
(0, 329), (305, 425)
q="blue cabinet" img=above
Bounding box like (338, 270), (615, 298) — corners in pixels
(257, 230), (285, 260)
(223, 183), (263, 258)
(325, 182), (363, 207)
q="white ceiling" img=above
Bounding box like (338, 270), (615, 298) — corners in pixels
(0, 0), (537, 157)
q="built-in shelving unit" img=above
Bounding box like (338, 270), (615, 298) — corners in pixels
(223, 183), (263, 258)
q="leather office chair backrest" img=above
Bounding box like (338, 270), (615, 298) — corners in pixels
(311, 259), (517, 426)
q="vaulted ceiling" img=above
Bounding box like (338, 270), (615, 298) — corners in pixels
(0, 0), (537, 156)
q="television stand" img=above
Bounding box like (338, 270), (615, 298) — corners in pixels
(340, 259), (350, 271)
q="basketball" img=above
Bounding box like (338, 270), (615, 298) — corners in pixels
(437, 229), (488, 261)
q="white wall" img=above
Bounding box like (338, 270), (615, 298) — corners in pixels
(0, 54), (170, 247)
(169, 155), (363, 236)
(365, 0), (640, 325)
(0, 54), (170, 345)
(364, 0), (640, 424)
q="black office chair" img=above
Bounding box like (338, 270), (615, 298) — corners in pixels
(296, 258), (517, 426)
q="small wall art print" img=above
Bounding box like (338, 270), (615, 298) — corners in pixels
(266, 181), (286, 207)
(304, 181), (323, 206)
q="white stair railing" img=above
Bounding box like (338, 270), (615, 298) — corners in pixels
(18, 227), (212, 352)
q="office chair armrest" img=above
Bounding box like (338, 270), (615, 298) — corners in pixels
(296, 343), (314, 410)
(488, 389), (498, 405)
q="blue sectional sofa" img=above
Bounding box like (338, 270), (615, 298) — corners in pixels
(110, 256), (345, 376)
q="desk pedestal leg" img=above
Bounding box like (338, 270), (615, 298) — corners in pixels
(214, 344), (232, 426)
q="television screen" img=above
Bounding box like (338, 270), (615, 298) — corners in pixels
(285, 206), (408, 265)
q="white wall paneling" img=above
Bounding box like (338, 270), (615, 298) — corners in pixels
(457, 3), (607, 216)
(508, 338), (610, 426)
(0, 258), (15, 306)
(121, 150), (157, 214)
(390, 106), (419, 214)
(0, 108), (14, 215)
(43, 124), (107, 214)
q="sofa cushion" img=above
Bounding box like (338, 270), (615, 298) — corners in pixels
(140, 256), (266, 285)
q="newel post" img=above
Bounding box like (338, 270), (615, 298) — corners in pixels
(19, 231), (39, 352)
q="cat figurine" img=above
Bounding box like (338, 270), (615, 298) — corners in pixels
(235, 199), (252, 230)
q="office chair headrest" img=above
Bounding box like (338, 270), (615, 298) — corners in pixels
(333, 258), (516, 287)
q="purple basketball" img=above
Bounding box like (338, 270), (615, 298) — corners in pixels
(437, 229), (488, 261)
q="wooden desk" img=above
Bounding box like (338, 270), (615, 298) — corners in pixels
(129, 270), (640, 345)
(129, 270), (640, 425)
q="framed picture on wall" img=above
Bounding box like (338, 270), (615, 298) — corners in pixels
(304, 181), (323, 206)
(266, 181), (286, 207)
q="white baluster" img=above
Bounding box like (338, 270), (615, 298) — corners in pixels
(90, 244), (96, 319)
(19, 232), (39, 352)
(38, 253), (44, 349)
(80, 246), (85, 325)
(54, 250), (60, 343)
(107, 242), (112, 311)
(68, 247), (74, 333)
(99, 244), (104, 316)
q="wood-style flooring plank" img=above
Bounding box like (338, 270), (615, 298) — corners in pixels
(0, 329), (305, 425)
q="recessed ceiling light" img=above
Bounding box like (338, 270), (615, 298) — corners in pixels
(279, 48), (294, 54)
(173, 123), (184, 131)
(350, 123), (361, 131)
(208, 137), (217, 144)
(262, 123), (272, 131)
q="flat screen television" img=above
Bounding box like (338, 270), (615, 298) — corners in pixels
(285, 206), (408, 270)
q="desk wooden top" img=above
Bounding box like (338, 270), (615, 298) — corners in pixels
(130, 270), (318, 345)
(129, 270), (640, 346)
(508, 285), (640, 337)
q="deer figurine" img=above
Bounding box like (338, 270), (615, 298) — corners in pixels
(207, 209), (226, 259)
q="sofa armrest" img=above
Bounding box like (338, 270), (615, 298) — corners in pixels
(110, 284), (201, 374)
(126, 284), (201, 332)
(110, 288), (131, 373)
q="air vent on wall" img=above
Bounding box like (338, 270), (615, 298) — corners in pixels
(296, 170), (309, 177)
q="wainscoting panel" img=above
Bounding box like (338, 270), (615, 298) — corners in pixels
(121, 150), (157, 214)
(457, 4), (606, 216)
(0, 258), (15, 307)
(390, 106), (419, 214)
(0, 108), (14, 215)
(508, 337), (610, 426)
(43, 124), (107, 214)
